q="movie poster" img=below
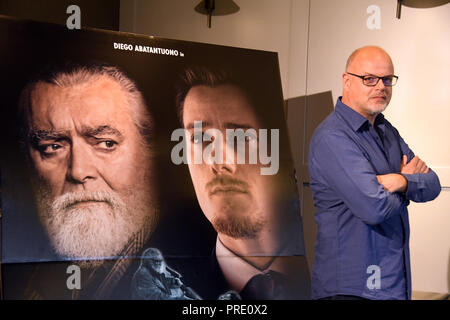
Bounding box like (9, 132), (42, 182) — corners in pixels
(0, 16), (310, 300)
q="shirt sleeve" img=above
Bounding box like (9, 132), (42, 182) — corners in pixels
(309, 132), (407, 226)
(398, 136), (442, 202)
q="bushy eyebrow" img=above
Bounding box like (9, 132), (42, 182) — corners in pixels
(29, 129), (70, 146)
(81, 125), (123, 138)
(28, 125), (123, 146)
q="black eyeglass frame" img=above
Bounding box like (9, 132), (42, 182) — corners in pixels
(346, 72), (399, 87)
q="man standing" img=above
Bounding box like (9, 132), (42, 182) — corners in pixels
(308, 46), (441, 300)
(10, 63), (159, 299)
(175, 66), (311, 299)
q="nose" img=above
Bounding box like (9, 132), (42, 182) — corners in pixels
(208, 134), (237, 175)
(66, 142), (97, 184)
(375, 77), (387, 90)
(211, 161), (237, 175)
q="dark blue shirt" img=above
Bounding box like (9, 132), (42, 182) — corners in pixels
(308, 98), (441, 300)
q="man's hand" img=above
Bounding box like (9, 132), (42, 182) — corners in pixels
(377, 155), (430, 193)
(170, 277), (182, 287)
(376, 174), (408, 193)
(400, 155), (429, 174)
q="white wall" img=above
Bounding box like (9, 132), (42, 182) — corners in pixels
(120, 0), (310, 99)
(120, 0), (450, 294)
(306, 0), (450, 294)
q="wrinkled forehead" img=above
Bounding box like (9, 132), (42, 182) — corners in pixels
(30, 75), (125, 104)
(28, 76), (130, 121)
(22, 78), (146, 147)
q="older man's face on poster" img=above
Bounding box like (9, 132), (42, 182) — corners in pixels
(25, 74), (157, 265)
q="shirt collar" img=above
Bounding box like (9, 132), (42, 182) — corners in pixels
(335, 97), (369, 131)
(374, 113), (386, 135)
(335, 97), (386, 133)
(215, 238), (284, 293)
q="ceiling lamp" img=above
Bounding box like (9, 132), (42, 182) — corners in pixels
(396, 0), (450, 19)
(195, 0), (240, 28)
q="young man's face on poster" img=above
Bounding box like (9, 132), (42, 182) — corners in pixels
(182, 84), (283, 240)
(24, 73), (157, 264)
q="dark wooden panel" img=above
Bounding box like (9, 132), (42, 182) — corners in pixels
(286, 90), (334, 184)
(286, 91), (334, 276)
(304, 91), (334, 170)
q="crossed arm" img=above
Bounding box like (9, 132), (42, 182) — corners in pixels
(309, 132), (441, 225)
(375, 132), (441, 203)
(376, 155), (429, 193)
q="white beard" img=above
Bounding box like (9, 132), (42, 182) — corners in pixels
(366, 92), (389, 116)
(367, 101), (388, 116)
(36, 189), (155, 268)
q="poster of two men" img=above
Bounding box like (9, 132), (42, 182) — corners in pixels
(0, 16), (310, 300)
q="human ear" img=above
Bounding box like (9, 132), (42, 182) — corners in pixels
(342, 73), (350, 89)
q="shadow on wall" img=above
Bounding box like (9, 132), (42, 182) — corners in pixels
(285, 91), (334, 274)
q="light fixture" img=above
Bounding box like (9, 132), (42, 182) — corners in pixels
(396, 0), (450, 19)
(195, 0), (240, 28)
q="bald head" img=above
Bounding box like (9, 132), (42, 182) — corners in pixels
(342, 46), (395, 124)
(345, 46), (393, 72)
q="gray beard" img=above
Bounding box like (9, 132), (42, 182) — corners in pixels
(35, 188), (157, 268)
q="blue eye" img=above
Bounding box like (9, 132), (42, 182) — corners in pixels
(191, 133), (203, 144)
(203, 132), (214, 142)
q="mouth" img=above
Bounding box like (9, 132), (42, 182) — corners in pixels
(209, 186), (248, 196)
(65, 200), (109, 209)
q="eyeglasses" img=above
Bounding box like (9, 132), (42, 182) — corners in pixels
(346, 72), (398, 87)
